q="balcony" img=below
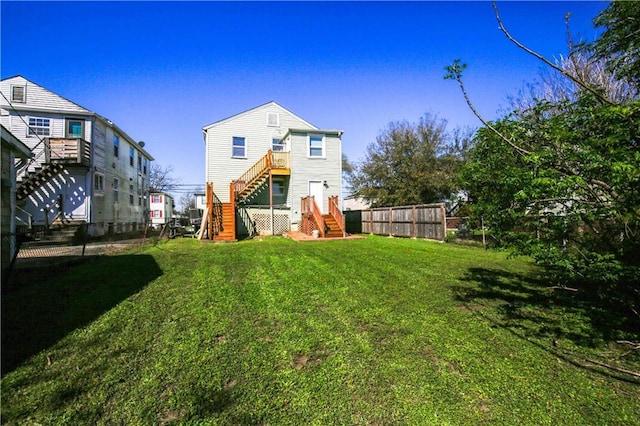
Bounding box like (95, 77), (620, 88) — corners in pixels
(271, 151), (290, 175)
(45, 138), (91, 167)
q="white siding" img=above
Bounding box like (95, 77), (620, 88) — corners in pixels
(288, 131), (342, 224)
(204, 102), (316, 202)
(1, 76), (89, 114)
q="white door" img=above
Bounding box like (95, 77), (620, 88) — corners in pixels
(308, 180), (324, 213)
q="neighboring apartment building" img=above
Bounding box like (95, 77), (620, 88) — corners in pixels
(149, 191), (174, 228)
(202, 101), (345, 240)
(0, 75), (154, 236)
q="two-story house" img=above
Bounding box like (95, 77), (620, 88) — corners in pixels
(202, 101), (345, 240)
(149, 191), (174, 228)
(0, 75), (154, 237)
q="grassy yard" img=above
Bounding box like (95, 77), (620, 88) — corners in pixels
(2, 236), (638, 425)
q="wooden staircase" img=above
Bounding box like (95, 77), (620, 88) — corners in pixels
(17, 163), (66, 200)
(322, 214), (344, 238)
(215, 203), (236, 241)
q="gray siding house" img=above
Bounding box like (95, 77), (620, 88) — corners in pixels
(202, 102), (344, 239)
(1, 75), (154, 236)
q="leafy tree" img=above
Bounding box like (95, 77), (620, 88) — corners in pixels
(348, 113), (467, 207)
(448, 0), (640, 322)
(149, 163), (178, 192)
(591, 0), (640, 91)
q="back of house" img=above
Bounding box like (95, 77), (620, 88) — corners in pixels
(202, 101), (343, 238)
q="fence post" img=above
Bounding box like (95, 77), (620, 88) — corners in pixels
(440, 203), (447, 242)
(412, 205), (417, 238)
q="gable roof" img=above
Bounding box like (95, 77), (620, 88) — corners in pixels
(202, 101), (318, 131)
(1, 75), (91, 115)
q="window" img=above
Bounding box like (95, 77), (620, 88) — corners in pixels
(308, 135), (324, 158)
(129, 184), (134, 205)
(232, 136), (246, 158)
(28, 117), (50, 136)
(272, 178), (286, 197)
(129, 147), (135, 167)
(143, 158), (148, 174)
(151, 194), (162, 203)
(66, 119), (84, 138)
(151, 210), (163, 218)
(138, 154), (142, 172)
(272, 138), (285, 152)
(113, 178), (119, 202)
(267, 112), (279, 127)
(113, 135), (120, 157)
(94, 173), (104, 193)
(11, 85), (25, 103)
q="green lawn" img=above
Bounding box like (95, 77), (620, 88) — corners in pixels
(2, 236), (638, 425)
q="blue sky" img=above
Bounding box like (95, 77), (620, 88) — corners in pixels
(1, 1), (608, 198)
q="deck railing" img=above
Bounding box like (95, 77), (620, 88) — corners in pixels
(328, 195), (346, 237)
(271, 151), (290, 169)
(45, 138), (91, 167)
(301, 196), (325, 237)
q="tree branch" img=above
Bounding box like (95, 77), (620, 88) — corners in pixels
(445, 61), (531, 156)
(492, 1), (614, 105)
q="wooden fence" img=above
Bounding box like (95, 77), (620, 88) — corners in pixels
(351, 203), (446, 241)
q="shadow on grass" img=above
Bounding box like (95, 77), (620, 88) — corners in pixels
(1, 254), (163, 376)
(452, 267), (640, 384)
(453, 267), (640, 347)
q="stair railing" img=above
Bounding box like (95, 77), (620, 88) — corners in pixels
(328, 196), (346, 237)
(232, 150), (272, 201)
(211, 191), (224, 237)
(301, 196), (325, 238)
(15, 206), (33, 229)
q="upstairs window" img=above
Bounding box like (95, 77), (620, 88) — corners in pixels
(151, 194), (162, 203)
(129, 184), (135, 205)
(129, 147), (135, 167)
(232, 136), (246, 158)
(137, 154), (142, 172)
(66, 119), (84, 138)
(28, 117), (50, 136)
(11, 85), (25, 103)
(143, 158), (148, 175)
(308, 135), (324, 158)
(113, 135), (120, 157)
(272, 138), (285, 152)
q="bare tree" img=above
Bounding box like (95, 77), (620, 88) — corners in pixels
(149, 163), (178, 192)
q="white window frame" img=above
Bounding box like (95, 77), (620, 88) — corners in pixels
(232, 136), (246, 158)
(28, 117), (50, 136)
(272, 138), (286, 152)
(308, 134), (325, 158)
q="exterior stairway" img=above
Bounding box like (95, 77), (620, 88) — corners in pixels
(235, 171), (269, 203)
(16, 163), (66, 200)
(322, 214), (344, 238)
(214, 203), (236, 241)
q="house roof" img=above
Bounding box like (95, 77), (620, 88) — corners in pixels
(1, 75), (154, 161)
(284, 128), (344, 138)
(1, 75), (92, 115)
(202, 101), (318, 133)
(1, 124), (32, 159)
